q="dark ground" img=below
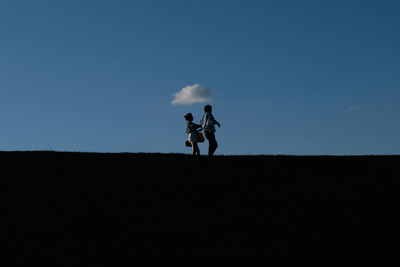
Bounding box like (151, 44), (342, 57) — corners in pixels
(1, 151), (399, 266)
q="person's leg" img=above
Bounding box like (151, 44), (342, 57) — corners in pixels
(205, 131), (218, 156)
(191, 142), (200, 155)
(209, 136), (218, 156)
(194, 142), (200, 155)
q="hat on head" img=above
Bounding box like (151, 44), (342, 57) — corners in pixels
(184, 113), (193, 120)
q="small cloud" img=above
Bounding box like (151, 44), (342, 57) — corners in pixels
(171, 84), (213, 105)
(346, 105), (361, 112)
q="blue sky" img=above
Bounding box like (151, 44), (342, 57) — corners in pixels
(1, 0), (399, 155)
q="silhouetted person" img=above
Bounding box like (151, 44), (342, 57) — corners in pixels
(201, 105), (221, 156)
(184, 113), (201, 156)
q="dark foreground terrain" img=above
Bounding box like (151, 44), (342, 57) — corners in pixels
(1, 151), (399, 266)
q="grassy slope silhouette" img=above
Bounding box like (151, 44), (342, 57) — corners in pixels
(1, 151), (399, 266)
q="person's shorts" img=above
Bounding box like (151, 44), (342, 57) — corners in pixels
(188, 133), (197, 143)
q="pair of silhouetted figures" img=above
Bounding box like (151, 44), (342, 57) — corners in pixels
(184, 104), (221, 156)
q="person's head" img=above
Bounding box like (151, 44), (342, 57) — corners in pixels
(204, 104), (212, 112)
(184, 113), (193, 121)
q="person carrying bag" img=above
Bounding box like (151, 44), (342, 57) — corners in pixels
(184, 113), (202, 156)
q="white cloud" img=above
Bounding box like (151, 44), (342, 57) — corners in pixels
(171, 84), (213, 105)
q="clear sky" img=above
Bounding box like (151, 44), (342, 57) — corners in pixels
(1, 0), (399, 155)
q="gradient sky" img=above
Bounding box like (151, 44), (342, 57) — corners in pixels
(1, 0), (399, 155)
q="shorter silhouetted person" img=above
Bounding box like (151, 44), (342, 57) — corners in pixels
(184, 113), (201, 156)
(201, 105), (221, 156)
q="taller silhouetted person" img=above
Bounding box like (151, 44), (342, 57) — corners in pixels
(201, 105), (221, 156)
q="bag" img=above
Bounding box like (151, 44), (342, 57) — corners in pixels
(196, 132), (205, 143)
(185, 132), (205, 147)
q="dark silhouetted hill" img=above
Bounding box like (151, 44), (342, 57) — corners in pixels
(1, 151), (399, 266)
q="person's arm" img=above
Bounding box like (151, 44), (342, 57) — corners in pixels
(200, 114), (206, 129)
(210, 114), (220, 127)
